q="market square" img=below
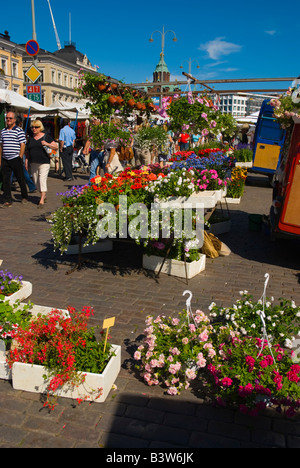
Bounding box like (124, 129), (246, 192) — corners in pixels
(1, 0), (300, 450)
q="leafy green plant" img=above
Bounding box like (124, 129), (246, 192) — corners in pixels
(0, 295), (32, 347)
(90, 121), (133, 150)
(134, 125), (169, 151)
(233, 148), (253, 162)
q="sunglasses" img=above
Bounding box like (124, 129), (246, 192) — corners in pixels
(6, 117), (14, 120)
(32, 126), (41, 129)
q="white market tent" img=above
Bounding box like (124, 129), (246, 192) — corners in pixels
(46, 100), (90, 120)
(236, 111), (259, 124)
(0, 88), (50, 112)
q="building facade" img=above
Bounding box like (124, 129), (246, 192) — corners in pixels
(0, 31), (100, 107)
(0, 31), (24, 94)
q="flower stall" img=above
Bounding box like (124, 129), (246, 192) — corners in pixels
(49, 70), (250, 278)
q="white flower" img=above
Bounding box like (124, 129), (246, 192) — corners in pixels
(285, 338), (293, 348)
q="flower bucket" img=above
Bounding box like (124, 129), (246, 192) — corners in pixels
(248, 214), (263, 232)
(143, 254), (206, 279)
(11, 344), (121, 403)
(5, 281), (32, 304)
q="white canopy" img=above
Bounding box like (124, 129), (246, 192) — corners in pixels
(46, 100), (90, 119)
(0, 88), (49, 112)
(236, 111), (259, 124)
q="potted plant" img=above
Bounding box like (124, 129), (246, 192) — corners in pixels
(205, 332), (300, 417)
(209, 290), (300, 347)
(134, 282), (300, 417)
(8, 306), (121, 409)
(222, 166), (247, 203)
(143, 237), (206, 279)
(0, 295), (32, 379)
(134, 308), (215, 395)
(0, 269), (32, 304)
(233, 146), (253, 167)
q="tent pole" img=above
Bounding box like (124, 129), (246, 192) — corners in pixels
(25, 107), (31, 133)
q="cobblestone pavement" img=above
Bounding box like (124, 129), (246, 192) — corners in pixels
(0, 169), (300, 449)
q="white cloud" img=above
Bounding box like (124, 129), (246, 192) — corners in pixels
(199, 37), (242, 60)
(265, 30), (276, 35)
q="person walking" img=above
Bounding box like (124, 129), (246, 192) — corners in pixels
(82, 117), (105, 183)
(178, 131), (190, 151)
(15, 115), (37, 193)
(25, 120), (58, 207)
(59, 118), (76, 181)
(0, 111), (28, 207)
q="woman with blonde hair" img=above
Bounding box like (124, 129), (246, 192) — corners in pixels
(25, 120), (58, 207)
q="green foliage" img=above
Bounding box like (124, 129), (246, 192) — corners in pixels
(0, 295), (32, 347)
(216, 113), (239, 139)
(90, 121), (133, 150)
(210, 291), (300, 347)
(134, 125), (169, 150)
(233, 148), (253, 162)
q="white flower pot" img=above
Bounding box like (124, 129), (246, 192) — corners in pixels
(209, 220), (232, 235)
(27, 304), (70, 319)
(66, 239), (113, 255)
(12, 344), (121, 403)
(235, 161), (252, 168)
(155, 190), (221, 209)
(143, 253), (206, 279)
(0, 340), (11, 380)
(221, 197), (241, 204)
(4, 281), (32, 304)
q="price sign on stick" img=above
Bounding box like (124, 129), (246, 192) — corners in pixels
(103, 317), (115, 352)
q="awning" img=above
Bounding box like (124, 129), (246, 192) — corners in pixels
(0, 89), (50, 112)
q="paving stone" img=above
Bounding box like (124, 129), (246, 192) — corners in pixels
(1, 172), (300, 448)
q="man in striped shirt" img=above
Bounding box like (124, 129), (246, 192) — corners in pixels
(0, 111), (28, 207)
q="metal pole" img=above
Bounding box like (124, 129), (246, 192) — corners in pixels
(31, 0), (37, 40)
(31, 0), (38, 67)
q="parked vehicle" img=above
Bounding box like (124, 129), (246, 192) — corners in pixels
(252, 99), (286, 179)
(270, 120), (300, 239)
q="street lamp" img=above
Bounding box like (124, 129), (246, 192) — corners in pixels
(180, 58), (200, 75)
(149, 25), (177, 105)
(180, 58), (200, 94)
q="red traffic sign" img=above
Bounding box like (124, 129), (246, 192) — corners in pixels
(25, 39), (39, 56)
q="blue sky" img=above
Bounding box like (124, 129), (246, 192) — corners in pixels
(1, 0), (299, 92)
